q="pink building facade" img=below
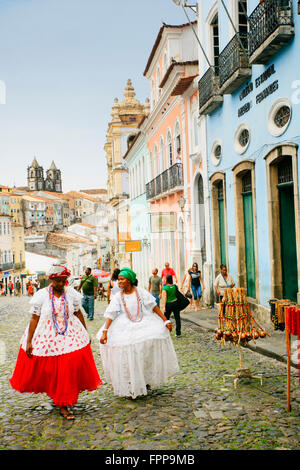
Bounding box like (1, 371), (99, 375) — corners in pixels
(142, 22), (205, 288)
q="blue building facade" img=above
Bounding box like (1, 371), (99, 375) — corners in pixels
(197, 0), (300, 317)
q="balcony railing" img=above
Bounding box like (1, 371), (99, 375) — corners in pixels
(155, 174), (162, 195)
(219, 33), (252, 94)
(169, 163), (183, 189)
(248, 0), (294, 64)
(198, 66), (223, 115)
(0, 262), (14, 272)
(146, 179), (155, 200)
(14, 262), (26, 270)
(146, 163), (183, 200)
(161, 170), (169, 193)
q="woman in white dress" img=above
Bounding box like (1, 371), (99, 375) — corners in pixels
(10, 265), (102, 420)
(97, 267), (179, 399)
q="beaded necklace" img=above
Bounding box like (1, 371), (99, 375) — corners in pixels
(120, 287), (143, 323)
(49, 284), (69, 335)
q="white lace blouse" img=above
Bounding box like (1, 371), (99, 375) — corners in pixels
(20, 286), (90, 357)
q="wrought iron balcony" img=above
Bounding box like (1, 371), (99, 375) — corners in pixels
(248, 0), (294, 64)
(169, 163), (183, 189)
(14, 262), (26, 270)
(0, 262), (14, 272)
(146, 163), (183, 200)
(219, 33), (252, 94)
(198, 66), (223, 115)
(146, 179), (155, 200)
(155, 174), (162, 196)
(161, 169), (169, 193)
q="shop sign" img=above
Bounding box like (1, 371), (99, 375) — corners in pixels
(125, 240), (142, 253)
(238, 64), (277, 117)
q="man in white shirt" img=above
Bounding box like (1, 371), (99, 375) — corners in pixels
(214, 264), (235, 302)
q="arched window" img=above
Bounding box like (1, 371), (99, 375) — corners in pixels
(148, 151), (153, 181)
(156, 66), (161, 99)
(138, 160), (142, 195)
(237, 0), (248, 35)
(151, 79), (155, 109)
(193, 113), (199, 148)
(159, 136), (165, 172)
(211, 14), (220, 76)
(129, 169), (133, 198)
(141, 156), (145, 193)
(174, 121), (181, 162)
(154, 144), (159, 177)
(163, 52), (168, 77)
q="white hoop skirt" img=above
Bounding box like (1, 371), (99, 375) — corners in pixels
(96, 288), (180, 399)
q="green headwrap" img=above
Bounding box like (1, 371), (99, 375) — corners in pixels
(119, 267), (137, 285)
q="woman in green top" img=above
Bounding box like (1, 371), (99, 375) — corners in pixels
(162, 274), (181, 338)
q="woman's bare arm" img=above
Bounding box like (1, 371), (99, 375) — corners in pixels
(26, 314), (40, 358)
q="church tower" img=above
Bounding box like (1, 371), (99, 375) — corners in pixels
(45, 161), (62, 193)
(27, 157), (44, 191)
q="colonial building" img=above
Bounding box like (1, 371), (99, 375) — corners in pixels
(142, 21), (205, 293)
(124, 131), (151, 288)
(11, 223), (26, 279)
(104, 79), (150, 270)
(0, 214), (14, 289)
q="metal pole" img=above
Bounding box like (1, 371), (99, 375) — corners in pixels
(180, 4), (212, 69)
(285, 306), (291, 412)
(220, 0), (248, 61)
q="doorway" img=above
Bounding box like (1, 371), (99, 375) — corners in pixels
(277, 158), (298, 301)
(242, 171), (256, 298)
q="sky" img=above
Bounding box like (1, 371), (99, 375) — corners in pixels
(0, 0), (187, 192)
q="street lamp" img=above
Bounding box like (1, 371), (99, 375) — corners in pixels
(177, 196), (186, 211)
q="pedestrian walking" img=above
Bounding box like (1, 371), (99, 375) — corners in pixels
(180, 268), (193, 307)
(97, 267), (179, 399)
(214, 264), (235, 303)
(148, 268), (162, 306)
(0, 280), (5, 296)
(26, 279), (34, 296)
(106, 268), (121, 303)
(9, 265), (102, 420)
(188, 263), (205, 311)
(78, 267), (98, 321)
(161, 262), (178, 285)
(162, 274), (182, 338)
(8, 280), (14, 297)
(98, 283), (106, 301)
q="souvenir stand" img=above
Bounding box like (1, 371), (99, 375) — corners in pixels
(215, 288), (268, 389)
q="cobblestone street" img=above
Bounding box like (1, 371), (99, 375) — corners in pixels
(0, 296), (299, 451)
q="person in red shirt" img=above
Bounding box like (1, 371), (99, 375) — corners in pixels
(161, 262), (178, 286)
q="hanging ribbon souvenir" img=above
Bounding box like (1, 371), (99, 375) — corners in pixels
(215, 288), (268, 347)
(49, 284), (69, 336)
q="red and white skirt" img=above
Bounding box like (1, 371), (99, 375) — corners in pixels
(9, 344), (102, 407)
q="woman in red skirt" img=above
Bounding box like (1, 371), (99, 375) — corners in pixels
(10, 265), (102, 420)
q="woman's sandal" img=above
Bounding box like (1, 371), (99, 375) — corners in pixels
(59, 408), (75, 420)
